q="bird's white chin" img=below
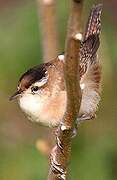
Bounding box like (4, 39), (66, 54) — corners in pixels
(18, 94), (43, 122)
(18, 92), (66, 127)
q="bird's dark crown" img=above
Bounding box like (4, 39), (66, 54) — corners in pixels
(19, 62), (51, 90)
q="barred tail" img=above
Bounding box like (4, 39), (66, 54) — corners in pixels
(78, 4), (103, 121)
(80, 4), (102, 77)
(84, 4), (103, 41)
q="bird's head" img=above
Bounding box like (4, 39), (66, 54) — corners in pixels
(9, 63), (51, 101)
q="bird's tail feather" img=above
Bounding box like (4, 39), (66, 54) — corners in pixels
(80, 4), (102, 77)
(84, 4), (103, 41)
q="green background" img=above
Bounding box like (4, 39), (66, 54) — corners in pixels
(0, 0), (117, 179)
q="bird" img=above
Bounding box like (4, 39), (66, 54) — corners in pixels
(10, 4), (102, 127)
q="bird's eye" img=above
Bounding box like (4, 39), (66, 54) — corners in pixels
(31, 86), (39, 93)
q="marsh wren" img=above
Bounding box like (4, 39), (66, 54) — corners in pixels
(10, 4), (102, 127)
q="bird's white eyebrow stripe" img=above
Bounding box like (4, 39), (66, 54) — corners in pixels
(33, 76), (48, 87)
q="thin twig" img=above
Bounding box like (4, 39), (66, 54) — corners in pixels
(36, 0), (59, 155)
(37, 0), (59, 62)
(48, 0), (83, 179)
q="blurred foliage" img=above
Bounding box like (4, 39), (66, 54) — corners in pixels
(0, 0), (117, 180)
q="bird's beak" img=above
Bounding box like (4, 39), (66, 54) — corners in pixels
(9, 90), (22, 101)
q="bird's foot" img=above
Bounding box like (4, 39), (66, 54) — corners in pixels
(55, 124), (77, 148)
(77, 114), (96, 122)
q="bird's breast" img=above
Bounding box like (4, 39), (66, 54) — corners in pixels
(18, 91), (67, 127)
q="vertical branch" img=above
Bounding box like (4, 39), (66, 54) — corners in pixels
(37, 0), (59, 62)
(48, 0), (83, 179)
(36, 0), (59, 155)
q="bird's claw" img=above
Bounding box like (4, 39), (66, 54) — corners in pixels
(77, 114), (96, 122)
